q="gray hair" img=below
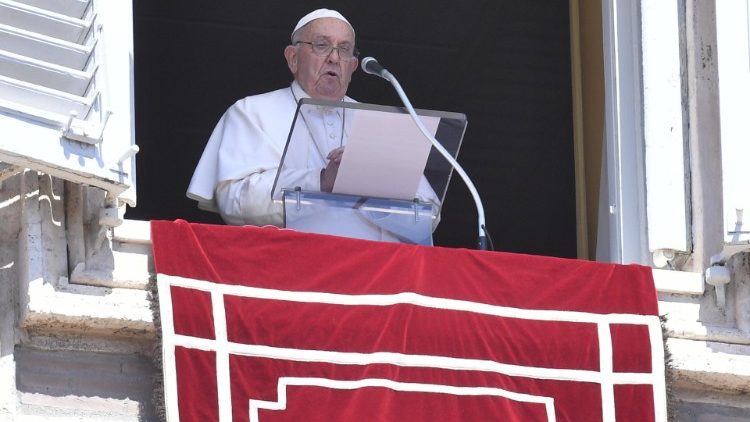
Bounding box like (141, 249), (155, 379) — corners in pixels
(291, 25), (309, 44)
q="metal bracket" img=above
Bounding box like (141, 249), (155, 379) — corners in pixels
(61, 108), (112, 145)
(706, 241), (750, 309)
(108, 145), (140, 177)
(705, 264), (731, 309)
(93, 194), (124, 249)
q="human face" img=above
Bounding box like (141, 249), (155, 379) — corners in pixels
(284, 18), (358, 101)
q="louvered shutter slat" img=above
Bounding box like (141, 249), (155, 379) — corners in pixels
(0, 75), (91, 117)
(0, 50), (93, 96)
(0, 24), (93, 69)
(0, 0), (91, 44)
(14, 0), (90, 19)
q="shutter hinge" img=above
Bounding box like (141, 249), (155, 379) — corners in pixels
(61, 110), (112, 145)
(108, 145), (139, 177)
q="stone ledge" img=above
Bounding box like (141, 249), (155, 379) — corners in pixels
(114, 219), (151, 244)
(653, 268), (705, 296)
(69, 249), (151, 290)
(21, 277), (154, 338)
(673, 387), (750, 411)
(659, 299), (750, 345)
(665, 320), (750, 346)
(668, 337), (750, 394)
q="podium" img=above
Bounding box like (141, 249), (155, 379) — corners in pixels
(271, 98), (467, 245)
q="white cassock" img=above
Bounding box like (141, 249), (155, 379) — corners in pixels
(187, 81), (439, 243)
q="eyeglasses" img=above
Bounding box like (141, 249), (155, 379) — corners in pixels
(295, 40), (359, 61)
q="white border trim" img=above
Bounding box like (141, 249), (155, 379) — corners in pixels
(160, 274), (659, 326)
(171, 334), (657, 385)
(212, 290), (231, 422)
(249, 377), (557, 422)
(157, 277), (180, 421)
(599, 323), (615, 422)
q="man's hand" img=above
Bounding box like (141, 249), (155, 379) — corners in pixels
(320, 147), (344, 192)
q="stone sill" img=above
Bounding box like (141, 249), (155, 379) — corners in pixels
(668, 337), (750, 394)
(22, 277), (154, 338)
(652, 268), (705, 295)
(114, 219), (151, 244)
(658, 285), (750, 346)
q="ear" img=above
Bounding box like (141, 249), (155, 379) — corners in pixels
(284, 45), (298, 74)
(284, 45), (297, 75)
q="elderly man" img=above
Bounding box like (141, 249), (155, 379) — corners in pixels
(187, 8), (438, 243)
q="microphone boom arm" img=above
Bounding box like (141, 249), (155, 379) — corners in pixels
(377, 67), (489, 250)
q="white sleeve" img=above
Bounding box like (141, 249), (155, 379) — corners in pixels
(208, 102), (282, 225)
(215, 167), (322, 226)
(201, 96), (328, 226)
(215, 171), (283, 226)
(187, 98), (280, 212)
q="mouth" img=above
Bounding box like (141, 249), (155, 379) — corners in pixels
(322, 69), (340, 78)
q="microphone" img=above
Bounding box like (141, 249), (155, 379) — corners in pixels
(361, 57), (391, 80)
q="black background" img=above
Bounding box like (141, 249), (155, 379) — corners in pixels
(128, 1), (577, 257)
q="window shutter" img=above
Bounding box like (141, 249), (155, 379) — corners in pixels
(716, 0), (750, 245)
(641, 0), (690, 254)
(0, 0), (136, 205)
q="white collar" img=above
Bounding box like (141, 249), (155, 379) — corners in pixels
(290, 80), (353, 106)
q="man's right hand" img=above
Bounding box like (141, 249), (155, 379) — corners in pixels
(320, 147), (344, 192)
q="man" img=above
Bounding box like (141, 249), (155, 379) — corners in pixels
(187, 8), (438, 243)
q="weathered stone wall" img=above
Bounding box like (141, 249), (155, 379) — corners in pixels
(0, 167), (22, 418)
(1, 172), (156, 421)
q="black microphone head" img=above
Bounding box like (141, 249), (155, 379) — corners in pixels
(361, 56), (386, 77)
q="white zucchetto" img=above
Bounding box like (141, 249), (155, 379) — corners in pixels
(291, 8), (354, 42)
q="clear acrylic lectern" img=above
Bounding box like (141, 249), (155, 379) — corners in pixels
(271, 98), (467, 245)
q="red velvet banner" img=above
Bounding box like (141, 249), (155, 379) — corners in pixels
(152, 220), (666, 422)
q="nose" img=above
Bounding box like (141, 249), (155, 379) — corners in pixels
(327, 48), (341, 63)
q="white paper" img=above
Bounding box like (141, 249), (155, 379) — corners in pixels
(333, 111), (440, 200)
